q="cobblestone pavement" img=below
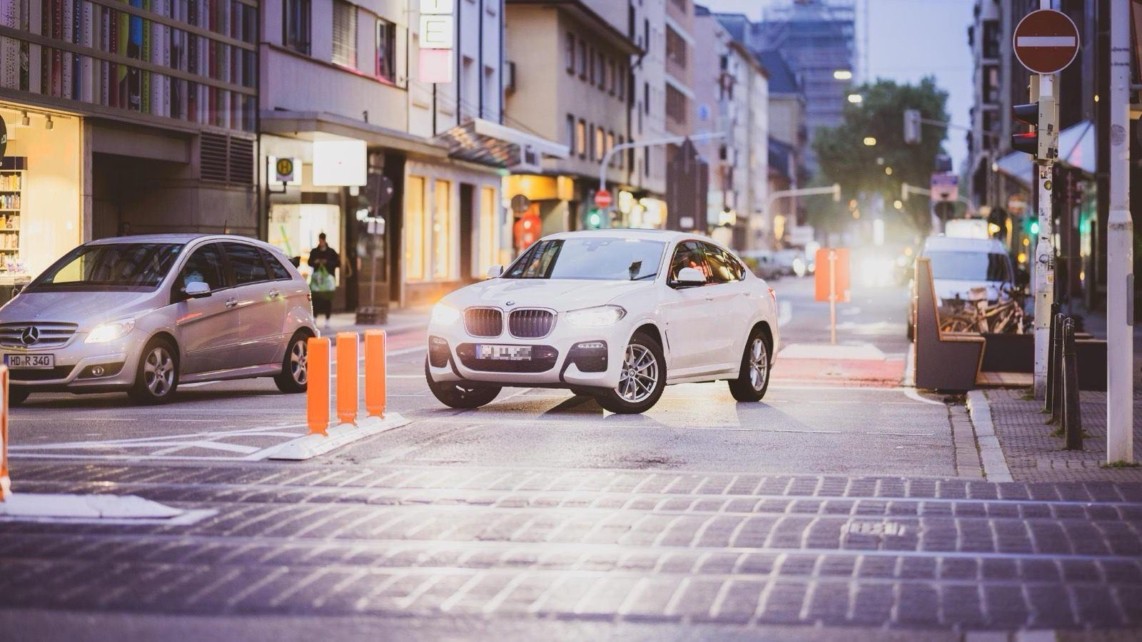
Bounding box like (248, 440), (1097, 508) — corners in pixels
(985, 389), (1142, 483)
(3, 462), (1142, 638)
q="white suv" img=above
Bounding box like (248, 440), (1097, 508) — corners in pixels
(908, 235), (1016, 340)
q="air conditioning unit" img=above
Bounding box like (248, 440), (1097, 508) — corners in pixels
(505, 61), (517, 95)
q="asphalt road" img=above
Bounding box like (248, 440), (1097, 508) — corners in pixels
(5, 275), (1141, 639)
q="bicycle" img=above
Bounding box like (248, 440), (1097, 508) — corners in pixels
(939, 284), (1027, 334)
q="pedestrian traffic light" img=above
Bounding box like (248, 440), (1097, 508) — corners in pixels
(586, 208), (603, 229)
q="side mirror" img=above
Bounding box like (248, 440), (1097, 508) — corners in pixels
(675, 267), (706, 286)
(184, 281), (212, 298)
(486, 265), (505, 279)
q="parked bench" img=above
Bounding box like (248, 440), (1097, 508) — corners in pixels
(913, 257), (986, 391)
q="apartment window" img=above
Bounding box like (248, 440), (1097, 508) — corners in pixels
(567, 114), (576, 148)
(982, 20), (1000, 59)
(666, 85), (687, 125)
(579, 40), (587, 79)
(669, 0), (686, 11)
(283, 0), (312, 54)
(644, 147), (650, 177)
(608, 59), (616, 95)
(589, 49), (596, 85)
(577, 119), (587, 158)
(332, 0), (358, 68)
(566, 32), (576, 73)
(617, 70), (625, 100)
(376, 19), (396, 81)
(644, 82), (650, 114)
(617, 136), (625, 169)
(666, 26), (687, 69)
(595, 127), (605, 162)
(607, 132), (616, 165)
(588, 124), (596, 161)
(597, 54), (606, 90)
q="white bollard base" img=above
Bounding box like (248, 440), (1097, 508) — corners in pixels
(267, 412), (410, 461)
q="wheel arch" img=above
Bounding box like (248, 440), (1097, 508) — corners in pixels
(750, 321), (774, 364)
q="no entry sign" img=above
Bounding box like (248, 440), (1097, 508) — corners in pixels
(1013, 9), (1080, 74)
(594, 189), (612, 209)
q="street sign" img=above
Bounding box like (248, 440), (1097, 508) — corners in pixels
(1013, 9), (1080, 75)
(594, 189), (612, 209)
(930, 173), (959, 203)
(271, 156), (302, 185)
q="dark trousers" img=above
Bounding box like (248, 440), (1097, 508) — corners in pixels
(312, 292), (334, 319)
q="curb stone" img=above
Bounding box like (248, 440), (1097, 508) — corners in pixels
(965, 390), (1014, 483)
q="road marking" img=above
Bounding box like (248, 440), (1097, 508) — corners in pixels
(904, 387), (946, 406)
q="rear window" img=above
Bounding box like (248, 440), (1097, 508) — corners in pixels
(926, 250), (1012, 283)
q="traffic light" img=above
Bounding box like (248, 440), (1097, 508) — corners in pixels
(903, 109), (921, 144)
(586, 208), (603, 229)
(1011, 79), (1057, 162)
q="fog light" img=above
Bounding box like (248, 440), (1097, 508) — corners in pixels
(577, 341), (606, 350)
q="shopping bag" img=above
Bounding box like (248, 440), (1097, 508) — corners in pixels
(309, 266), (336, 293)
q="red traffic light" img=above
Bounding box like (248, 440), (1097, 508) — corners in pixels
(1012, 132), (1038, 156)
(1011, 103), (1039, 158)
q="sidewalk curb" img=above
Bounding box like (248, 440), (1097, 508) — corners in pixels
(266, 413), (411, 461)
(965, 390), (1014, 483)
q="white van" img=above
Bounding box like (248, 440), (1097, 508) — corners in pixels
(907, 235), (1017, 340)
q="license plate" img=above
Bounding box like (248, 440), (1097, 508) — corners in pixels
(4, 353), (55, 369)
(477, 345), (532, 361)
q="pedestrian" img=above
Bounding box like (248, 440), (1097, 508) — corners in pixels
(308, 232), (340, 325)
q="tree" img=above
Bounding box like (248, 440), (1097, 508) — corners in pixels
(812, 77), (950, 233)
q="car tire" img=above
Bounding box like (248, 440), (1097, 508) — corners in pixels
(127, 338), (179, 405)
(275, 331), (312, 393)
(728, 327), (771, 402)
(8, 386), (29, 406)
(595, 332), (666, 414)
(424, 359), (501, 409)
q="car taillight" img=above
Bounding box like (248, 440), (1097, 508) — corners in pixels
(768, 288), (777, 305)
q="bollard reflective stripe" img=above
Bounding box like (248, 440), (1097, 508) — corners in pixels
(365, 330), (387, 418)
(0, 366), (9, 501)
(306, 337), (331, 436)
(336, 332), (359, 425)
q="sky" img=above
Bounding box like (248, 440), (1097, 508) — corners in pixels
(699, 0), (976, 169)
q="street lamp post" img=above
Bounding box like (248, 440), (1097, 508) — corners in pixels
(598, 132), (727, 194)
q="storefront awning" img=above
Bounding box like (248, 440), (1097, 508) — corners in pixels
(994, 120), (1096, 187)
(260, 110), (450, 159)
(436, 118), (569, 169)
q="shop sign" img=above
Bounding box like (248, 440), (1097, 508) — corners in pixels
(312, 140), (367, 187)
(271, 156), (302, 185)
(419, 0), (455, 83)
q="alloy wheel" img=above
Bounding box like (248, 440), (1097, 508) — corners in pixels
(143, 345), (175, 398)
(616, 343), (659, 403)
(748, 337), (768, 391)
(289, 339), (308, 385)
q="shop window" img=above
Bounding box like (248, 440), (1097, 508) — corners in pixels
(376, 19), (396, 81)
(405, 176), (427, 281)
(432, 180), (454, 281)
(284, 0), (312, 54)
(332, 0), (358, 69)
(478, 187), (498, 274)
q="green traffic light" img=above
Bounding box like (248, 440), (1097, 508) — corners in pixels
(1030, 221), (1040, 235)
(588, 212), (602, 228)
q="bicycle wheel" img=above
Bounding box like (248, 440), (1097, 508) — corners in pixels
(940, 315), (977, 333)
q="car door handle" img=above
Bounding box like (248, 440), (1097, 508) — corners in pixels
(268, 289), (281, 299)
(225, 298), (238, 309)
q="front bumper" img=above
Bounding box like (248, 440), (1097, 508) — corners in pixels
(0, 338), (138, 392)
(426, 322), (627, 390)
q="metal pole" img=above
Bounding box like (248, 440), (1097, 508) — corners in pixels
(829, 249), (837, 345)
(598, 132), (726, 193)
(1107, 0), (1134, 464)
(1032, 73), (1057, 399)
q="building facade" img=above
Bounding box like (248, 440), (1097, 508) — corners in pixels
(503, 0), (639, 234)
(0, 0), (259, 293)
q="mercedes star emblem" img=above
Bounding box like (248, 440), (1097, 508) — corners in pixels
(20, 326), (39, 346)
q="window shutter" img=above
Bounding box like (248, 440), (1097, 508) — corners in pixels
(332, 1), (358, 69)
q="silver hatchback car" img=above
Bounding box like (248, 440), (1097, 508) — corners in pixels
(0, 234), (318, 405)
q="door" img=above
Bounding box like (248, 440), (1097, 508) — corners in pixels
(222, 242), (280, 367)
(700, 242), (754, 371)
(660, 241), (710, 375)
(174, 243), (239, 374)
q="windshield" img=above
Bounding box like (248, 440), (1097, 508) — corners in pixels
(505, 238), (666, 281)
(927, 250), (1012, 283)
(28, 243), (184, 291)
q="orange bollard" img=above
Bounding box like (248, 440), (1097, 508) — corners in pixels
(336, 332), (359, 425)
(365, 330), (387, 417)
(306, 337), (331, 436)
(0, 366), (9, 501)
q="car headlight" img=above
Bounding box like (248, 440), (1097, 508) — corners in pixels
(430, 303), (462, 326)
(564, 305), (626, 327)
(86, 319), (136, 344)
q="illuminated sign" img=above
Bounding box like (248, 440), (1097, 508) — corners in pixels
(418, 0), (454, 83)
(312, 140), (367, 187)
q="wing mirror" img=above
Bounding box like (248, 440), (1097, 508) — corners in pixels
(486, 265), (505, 279)
(675, 267), (706, 286)
(184, 281), (212, 298)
